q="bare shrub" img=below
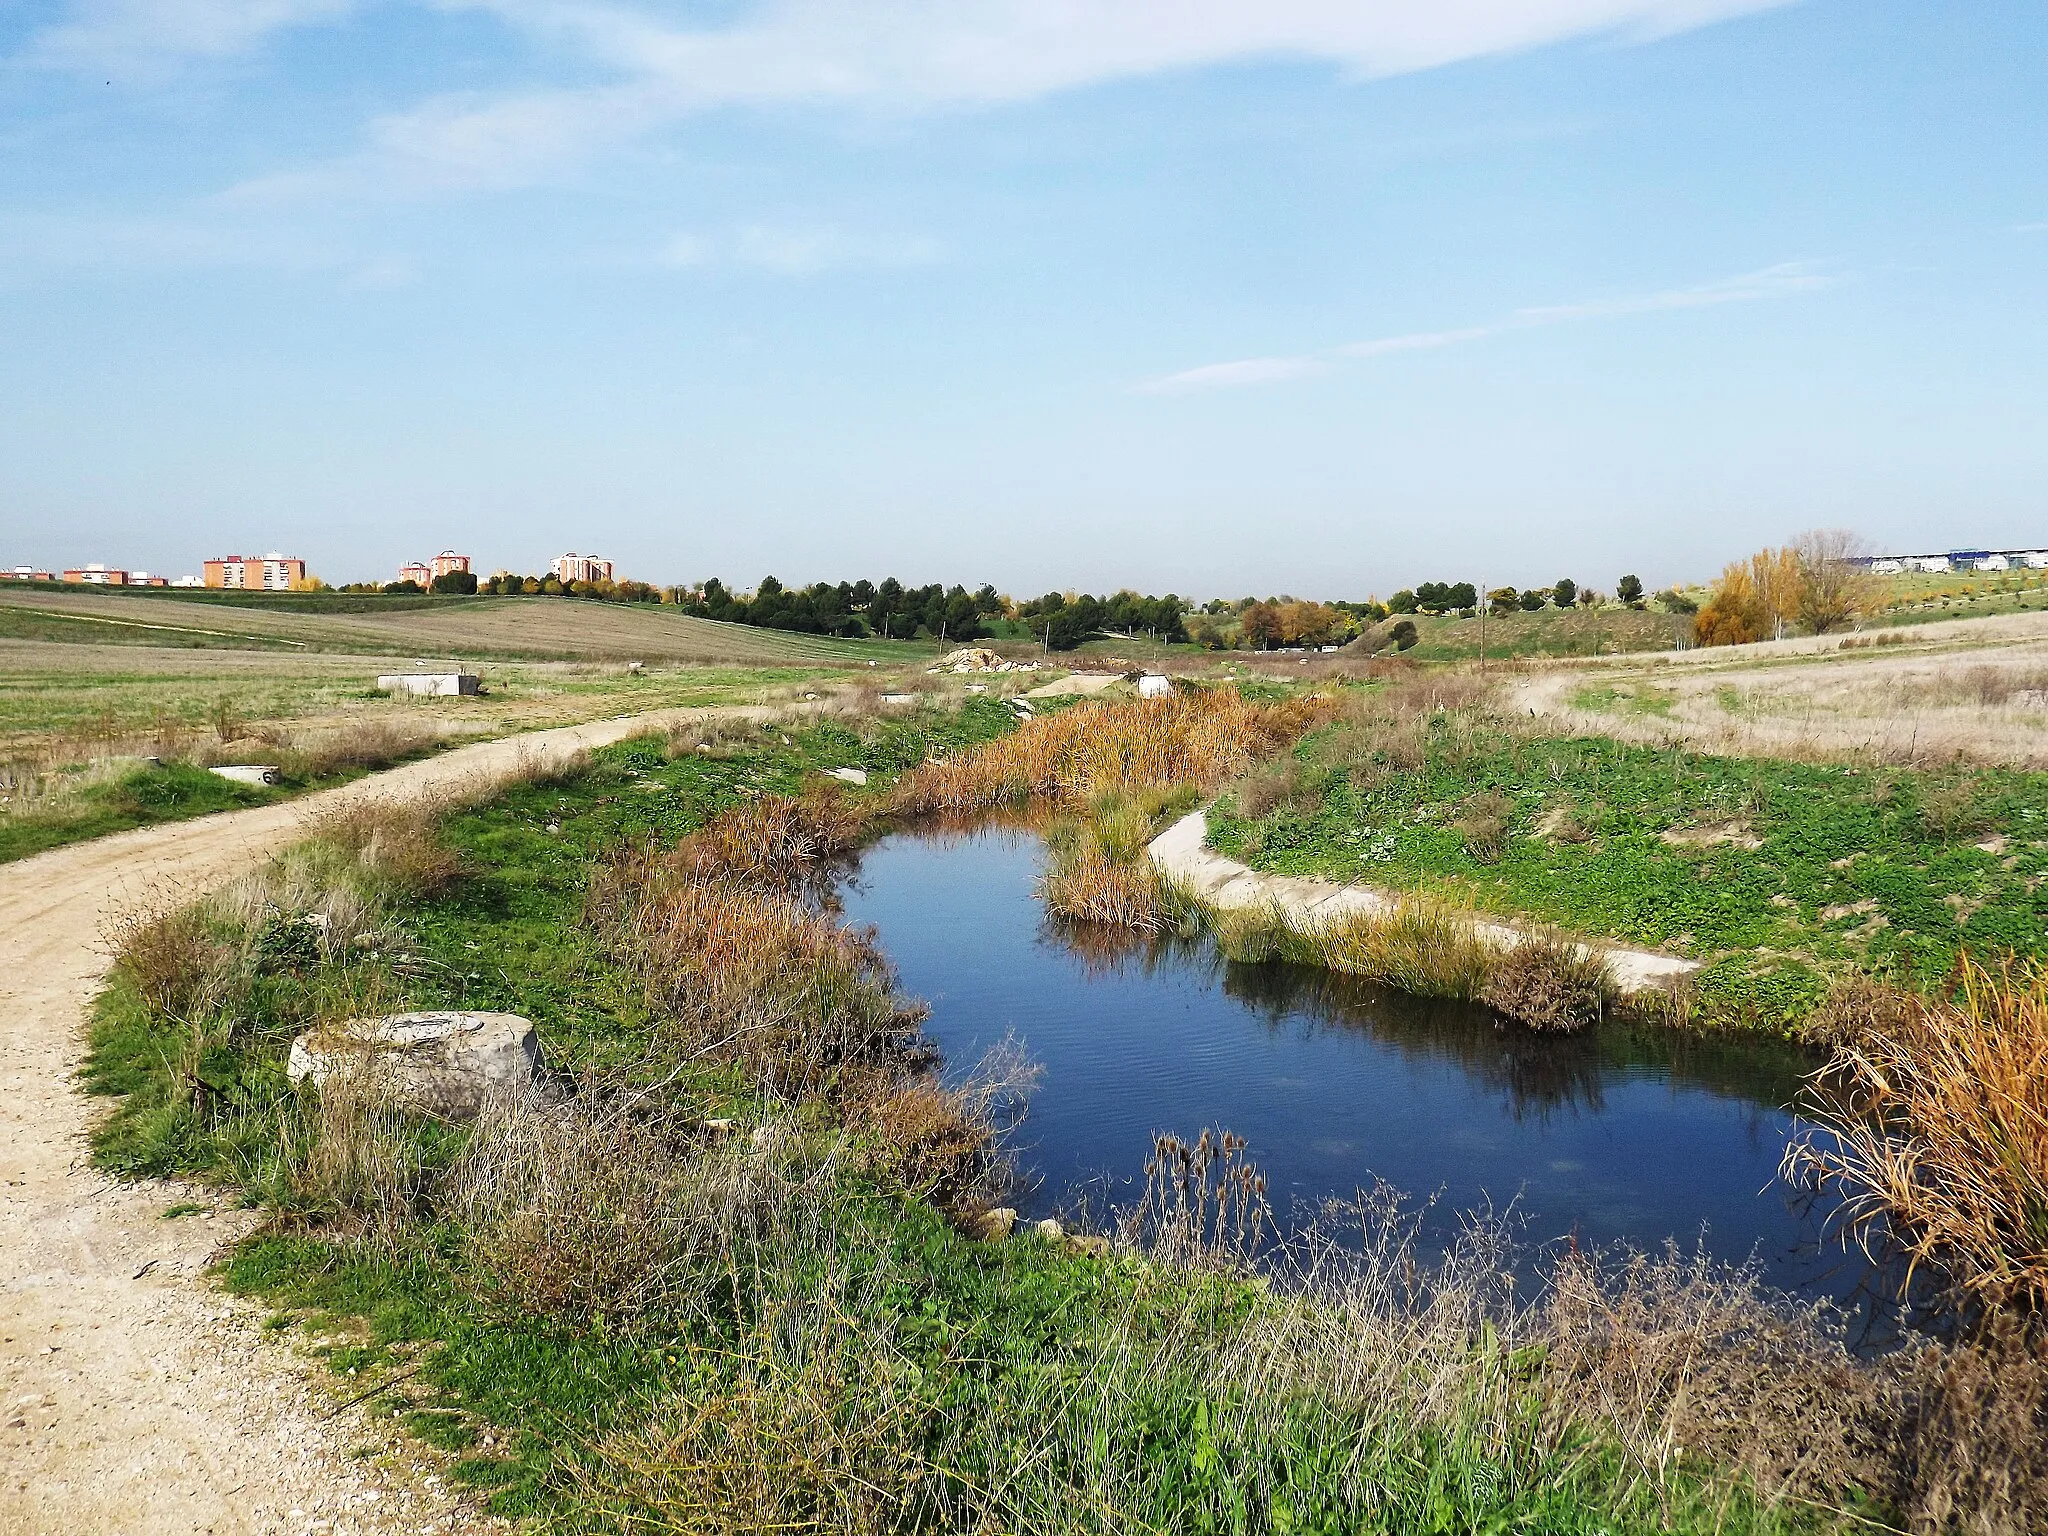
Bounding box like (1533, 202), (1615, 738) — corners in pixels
(1539, 1245), (1896, 1505)
(1231, 755), (1311, 820)
(1456, 789), (1513, 863)
(1792, 528), (1883, 635)
(1896, 1316), (2048, 1533)
(1481, 936), (1612, 1033)
(1784, 958), (2048, 1311)
(208, 696), (245, 745)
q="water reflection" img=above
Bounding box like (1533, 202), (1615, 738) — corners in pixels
(836, 819), (1915, 1332)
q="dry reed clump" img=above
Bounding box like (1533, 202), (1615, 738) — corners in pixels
(892, 687), (1333, 815)
(1481, 936), (1613, 1034)
(1039, 846), (1177, 930)
(673, 782), (872, 887)
(1783, 957), (2048, 1312)
(587, 851), (927, 1099)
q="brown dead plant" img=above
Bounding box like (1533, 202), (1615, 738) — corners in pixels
(1783, 957), (2048, 1312)
(1482, 936), (1614, 1034)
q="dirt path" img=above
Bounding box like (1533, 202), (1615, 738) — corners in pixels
(0, 706), (726, 1536)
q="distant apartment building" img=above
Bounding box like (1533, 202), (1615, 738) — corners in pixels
(396, 561), (434, 587)
(4, 567), (54, 582)
(63, 564), (129, 585)
(206, 552), (309, 590)
(551, 553), (614, 584)
(430, 550), (472, 582)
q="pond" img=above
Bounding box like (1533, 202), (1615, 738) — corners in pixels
(837, 820), (1901, 1324)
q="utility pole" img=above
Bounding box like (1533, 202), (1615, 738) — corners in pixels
(1479, 576), (1487, 683)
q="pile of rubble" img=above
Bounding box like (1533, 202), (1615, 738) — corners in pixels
(927, 646), (1041, 674)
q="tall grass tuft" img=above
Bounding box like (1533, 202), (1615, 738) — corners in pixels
(1306, 899), (1497, 1003)
(893, 687), (1334, 814)
(1784, 956), (2048, 1311)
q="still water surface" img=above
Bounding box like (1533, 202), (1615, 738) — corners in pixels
(838, 821), (1878, 1310)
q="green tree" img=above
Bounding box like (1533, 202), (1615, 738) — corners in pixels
(1617, 573), (1645, 608)
(1553, 578), (1578, 608)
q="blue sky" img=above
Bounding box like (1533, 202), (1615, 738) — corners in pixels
(2, 0), (2044, 597)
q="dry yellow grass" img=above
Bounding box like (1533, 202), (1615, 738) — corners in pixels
(893, 688), (1332, 813)
(1785, 958), (2048, 1309)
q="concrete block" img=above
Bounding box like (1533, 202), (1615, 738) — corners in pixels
(376, 673), (480, 697)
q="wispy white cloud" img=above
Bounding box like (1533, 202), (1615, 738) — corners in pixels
(1140, 262), (1832, 393)
(30, 0), (355, 72)
(655, 225), (941, 274)
(2018, 220), (2048, 234)
(121, 0), (1801, 196)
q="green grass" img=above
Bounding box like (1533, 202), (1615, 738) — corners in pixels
(79, 700), (1870, 1533)
(1399, 606), (1683, 662)
(0, 759), (292, 863)
(1208, 708), (2048, 1029)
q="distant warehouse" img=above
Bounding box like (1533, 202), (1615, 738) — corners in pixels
(551, 553), (613, 584)
(206, 552), (309, 590)
(1856, 549), (2048, 575)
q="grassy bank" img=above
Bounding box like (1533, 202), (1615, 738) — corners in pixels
(85, 690), (2030, 1533)
(0, 720), (451, 863)
(1202, 677), (2048, 1033)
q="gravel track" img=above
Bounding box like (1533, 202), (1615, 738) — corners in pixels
(0, 706), (723, 1535)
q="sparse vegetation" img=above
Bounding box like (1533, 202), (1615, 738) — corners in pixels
(79, 693), (2048, 1531)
